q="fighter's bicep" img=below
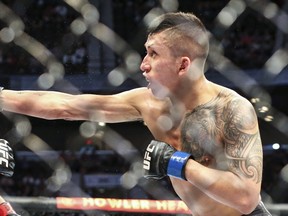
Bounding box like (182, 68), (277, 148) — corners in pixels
(69, 91), (143, 122)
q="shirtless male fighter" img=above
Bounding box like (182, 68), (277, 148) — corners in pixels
(0, 12), (271, 215)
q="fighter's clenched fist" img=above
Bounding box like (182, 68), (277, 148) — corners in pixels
(143, 140), (193, 180)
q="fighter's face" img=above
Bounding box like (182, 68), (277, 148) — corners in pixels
(140, 32), (181, 99)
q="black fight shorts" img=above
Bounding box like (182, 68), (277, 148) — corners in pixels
(243, 201), (272, 216)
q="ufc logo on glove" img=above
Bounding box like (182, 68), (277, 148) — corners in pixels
(0, 139), (15, 177)
(0, 141), (10, 168)
(142, 140), (193, 180)
(143, 144), (155, 170)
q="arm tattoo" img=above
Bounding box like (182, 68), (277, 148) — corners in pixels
(223, 99), (263, 183)
(180, 93), (263, 184)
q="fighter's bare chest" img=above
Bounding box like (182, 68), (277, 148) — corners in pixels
(150, 106), (223, 152)
(182, 105), (228, 167)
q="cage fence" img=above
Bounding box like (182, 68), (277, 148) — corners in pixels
(0, 0), (288, 215)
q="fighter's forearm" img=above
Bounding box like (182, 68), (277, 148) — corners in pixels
(1, 89), (34, 114)
(184, 160), (260, 214)
(1, 89), (74, 119)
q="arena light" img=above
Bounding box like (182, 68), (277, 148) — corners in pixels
(258, 106), (269, 113)
(250, 97), (260, 104)
(98, 122), (106, 127)
(272, 143), (280, 150)
(264, 115), (274, 122)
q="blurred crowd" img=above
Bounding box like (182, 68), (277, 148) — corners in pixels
(0, 147), (174, 201)
(0, 150), (287, 215)
(0, 0), (284, 76)
(0, 0), (88, 75)
(0, 146), (287, 205)
(221, 9), (276, 69)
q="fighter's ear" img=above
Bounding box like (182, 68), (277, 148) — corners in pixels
(178, 56), (190, 75)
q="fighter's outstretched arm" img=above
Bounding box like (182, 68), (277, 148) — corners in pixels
(1, 87), (147, 122)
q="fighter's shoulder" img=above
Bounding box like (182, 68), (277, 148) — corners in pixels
(219, 86), (256, 116)
(218, 86), (251, 104)
(120, 87), (154, 100)
(115, 87), (157, 107)
(126, 87), (151, 95)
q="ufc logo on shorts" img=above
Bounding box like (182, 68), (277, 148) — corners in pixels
(143, 144), (155, 170)
(0, 142), (10, 168)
